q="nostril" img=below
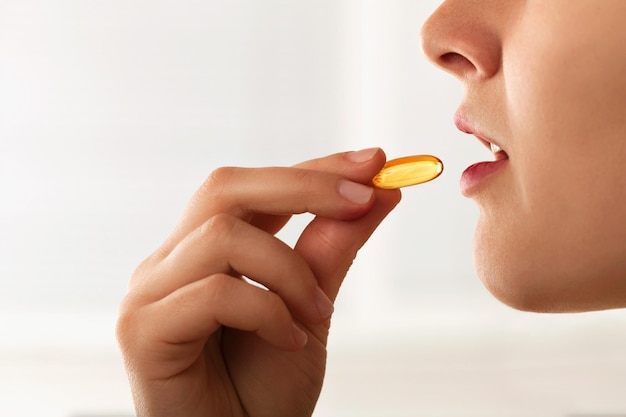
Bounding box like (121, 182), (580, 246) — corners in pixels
(441, 51), (471, 67)
(439, 51), (478, 77)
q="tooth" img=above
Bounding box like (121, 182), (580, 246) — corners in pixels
(490, 143), (502, 154)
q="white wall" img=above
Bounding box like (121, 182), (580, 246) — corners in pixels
(1, 1), (625, 416)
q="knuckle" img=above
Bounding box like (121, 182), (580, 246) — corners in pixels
(115, 299), (140, 348)
(292, 169), (326, 210)
(198, 213), (239, 244)
(200, 274), (231, 306)
(127, 253), (157, 288)
(310, 221), (351, 257)
(263, 290), (289, 321)
(293, 168), (317, 190)
(194, 167), (247, 216)
(200, 166), (237, 197)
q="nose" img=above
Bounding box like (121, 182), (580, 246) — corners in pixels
(421, 0), (502, 81)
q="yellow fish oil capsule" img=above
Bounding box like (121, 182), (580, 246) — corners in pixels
(372, 155), (443, 189)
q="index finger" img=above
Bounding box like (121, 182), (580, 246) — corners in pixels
(161, 149), (388, 253)
(251, 148), (388, 234)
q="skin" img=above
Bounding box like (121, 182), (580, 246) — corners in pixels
(117, 1), (626, 416)
(116, 148), (401, 416)
(421, 0), (626, 312)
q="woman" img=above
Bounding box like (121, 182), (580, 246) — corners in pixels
(116, 1), (626, 415)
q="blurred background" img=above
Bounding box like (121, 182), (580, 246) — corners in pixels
(1, 1), (625, 416)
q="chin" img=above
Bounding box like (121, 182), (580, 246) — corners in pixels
(472, 221), (580, 313)
(475, 264), (565, 313)
(474, 243), (626, 313)
(471, 207), (626, 313)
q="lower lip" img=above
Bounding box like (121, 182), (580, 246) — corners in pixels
(460, 159), (509, 196)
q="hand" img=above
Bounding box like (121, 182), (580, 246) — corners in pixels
(116, 148), (401, 417)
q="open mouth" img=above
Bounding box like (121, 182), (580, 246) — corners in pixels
(476, 136), (509, 161)
(454, 112), (509, 161)
(454, 112), (511, 196)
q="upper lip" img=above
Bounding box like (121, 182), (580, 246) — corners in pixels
(454, 111), (507, 157)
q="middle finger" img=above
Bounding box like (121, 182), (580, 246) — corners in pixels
(142, 213), (333, 324)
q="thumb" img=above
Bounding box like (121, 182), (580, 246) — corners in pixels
(294, 188), (401, 303)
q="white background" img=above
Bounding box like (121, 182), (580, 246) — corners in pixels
(1, 1), (625, 416)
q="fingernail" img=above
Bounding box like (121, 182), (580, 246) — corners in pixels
(346, 148), (379, 163)
(316, 287), (335, 319)
(292, 323), (308, 347)
(338, 180), (374, 205)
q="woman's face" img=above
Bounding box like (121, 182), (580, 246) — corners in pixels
(421, 0), (626, 312)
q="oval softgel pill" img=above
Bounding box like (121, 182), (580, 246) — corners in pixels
(372, 155), (443, 189)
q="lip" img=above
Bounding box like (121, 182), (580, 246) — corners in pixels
(460, 159), (508, 196)
(454, 112), (506, 153)
(454, 111), (509, 197)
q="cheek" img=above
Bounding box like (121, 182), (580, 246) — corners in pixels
(474, 129), (626, 312)
(467, 1), (626, 311)
(473, 47), (626, 312)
